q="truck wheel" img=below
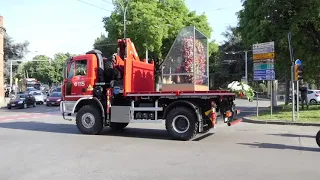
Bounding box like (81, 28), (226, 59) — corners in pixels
(76, 105), (103, 135)
(165, 107), (198, 141)
(316, 130), (320, 147)
(110, 122), (129, 131)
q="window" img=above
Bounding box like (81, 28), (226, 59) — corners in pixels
(67, 62), (75, 79)
(50, 92), (62, 97)
(75, 60), (87, 76)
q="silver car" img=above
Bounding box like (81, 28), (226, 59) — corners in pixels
(29, 90), (45, 104)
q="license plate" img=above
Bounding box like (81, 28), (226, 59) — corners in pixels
(11, 104), (15, 106)
(51, 102), (55, 105)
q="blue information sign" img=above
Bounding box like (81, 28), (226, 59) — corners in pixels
(295, 59), (302, 65)
(253, 69), (275, 80)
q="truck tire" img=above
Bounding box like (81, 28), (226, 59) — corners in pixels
(76, 105), (103, 135)
(316, 130), (320, 147)
(110, 122), (129, 131)
(165, 107), (198, 141)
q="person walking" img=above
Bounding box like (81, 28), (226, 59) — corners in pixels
(300, 80), (308, 110)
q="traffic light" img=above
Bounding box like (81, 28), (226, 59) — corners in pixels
(294, 64), (304, 81)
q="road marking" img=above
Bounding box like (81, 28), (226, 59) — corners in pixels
(0, 112), (60, 122)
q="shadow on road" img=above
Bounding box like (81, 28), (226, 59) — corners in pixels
(238, 142), (320, 152)
(0, 121), (213, 141)
(267, 133), (315, 138)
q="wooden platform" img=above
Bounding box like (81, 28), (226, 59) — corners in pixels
(162, 84), (209, 91)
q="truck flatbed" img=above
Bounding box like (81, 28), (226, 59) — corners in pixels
(125, 90), (235, 97)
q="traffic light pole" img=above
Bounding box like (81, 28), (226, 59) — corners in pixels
(291, 65), (295, 122)
(296, 81), (299, 119)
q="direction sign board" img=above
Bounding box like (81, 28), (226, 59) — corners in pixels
(252, 41), (275, 81)
(253, 52), (275, 60)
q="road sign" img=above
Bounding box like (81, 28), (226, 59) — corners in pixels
(254, 63), (274, 70)
(252, 41), (275, 81)
(295, 59), (302, 65)
(253, 52), (275, 60)
(252, 41), (274, 50)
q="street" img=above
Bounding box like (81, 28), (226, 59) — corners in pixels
(0, 99), (319, 180)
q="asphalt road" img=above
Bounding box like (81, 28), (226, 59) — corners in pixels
(0, 99), (319, 180)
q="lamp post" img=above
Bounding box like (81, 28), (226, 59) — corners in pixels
(113, 0), (130, 39)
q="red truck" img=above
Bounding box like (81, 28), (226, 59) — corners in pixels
(60, 38), (241, 141)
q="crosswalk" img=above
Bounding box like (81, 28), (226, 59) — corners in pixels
(0, 111), (61, 122)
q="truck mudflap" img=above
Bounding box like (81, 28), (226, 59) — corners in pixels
(225, 109), (242, 126)
(227, 118), (242, 126)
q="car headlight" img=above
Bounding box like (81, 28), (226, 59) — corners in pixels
(57, 99), (61, 101)
(18, 101), (23, 104)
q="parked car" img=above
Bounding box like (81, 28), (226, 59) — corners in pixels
(307, 90), (320, 104)
(7, 93), (36, 109)
(46, 92), (62, 106)
(29, 90), (45, 104)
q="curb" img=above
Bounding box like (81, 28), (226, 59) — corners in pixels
(243, 117), (320, 127)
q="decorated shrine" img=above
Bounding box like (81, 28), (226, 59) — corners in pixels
(161, 26), (209, 91)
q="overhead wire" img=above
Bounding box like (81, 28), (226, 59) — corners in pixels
(76, 0), (113, 12)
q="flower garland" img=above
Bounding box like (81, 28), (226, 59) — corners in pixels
(227, 81), (255, 102)
(177, 37), (206, 84)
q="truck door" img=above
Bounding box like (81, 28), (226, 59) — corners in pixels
(73, 59), (89, 95)
(64, 60), (75, 98)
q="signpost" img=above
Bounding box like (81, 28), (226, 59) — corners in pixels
(253, 41), (275, 116)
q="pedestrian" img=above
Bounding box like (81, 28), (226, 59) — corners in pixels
(300, 80), (308, 110)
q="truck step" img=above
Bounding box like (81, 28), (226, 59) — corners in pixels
(130, 107), (163, 111)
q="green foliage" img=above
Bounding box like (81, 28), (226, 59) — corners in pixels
(237, 0), (320, 82)
(96, 0), (213, 65)
(210, 26), (249, 88)
(93, 34), (118, 58)
(3, 34), (29, 82)
(16, 53), (75, 85)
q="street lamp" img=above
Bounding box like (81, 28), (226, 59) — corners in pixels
(113, 0), (131, 39)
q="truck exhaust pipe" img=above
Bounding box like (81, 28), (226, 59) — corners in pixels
(227, 118), (242, 126)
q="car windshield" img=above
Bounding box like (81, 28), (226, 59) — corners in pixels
(32, 92), (42, 95)
(13, 94), (26, 100)
(50, 92), (61, 97)
(56, 87), (61, 92)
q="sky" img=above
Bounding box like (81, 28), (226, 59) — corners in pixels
(0, 0), (243, 60)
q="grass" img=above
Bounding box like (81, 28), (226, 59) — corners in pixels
(250, 104), (320, 123)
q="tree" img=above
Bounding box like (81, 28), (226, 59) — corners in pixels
(93, 34), (118, 58)
(210, 26), (250, 88)
(51, 53), (75, 84)
(21, 55), (54, 84)
(3, 34), (29, 83)
(237, 0), (320, 84)
(95, 0), (213, 65)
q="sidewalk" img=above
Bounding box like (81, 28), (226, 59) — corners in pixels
(0, 97), (10, 108)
